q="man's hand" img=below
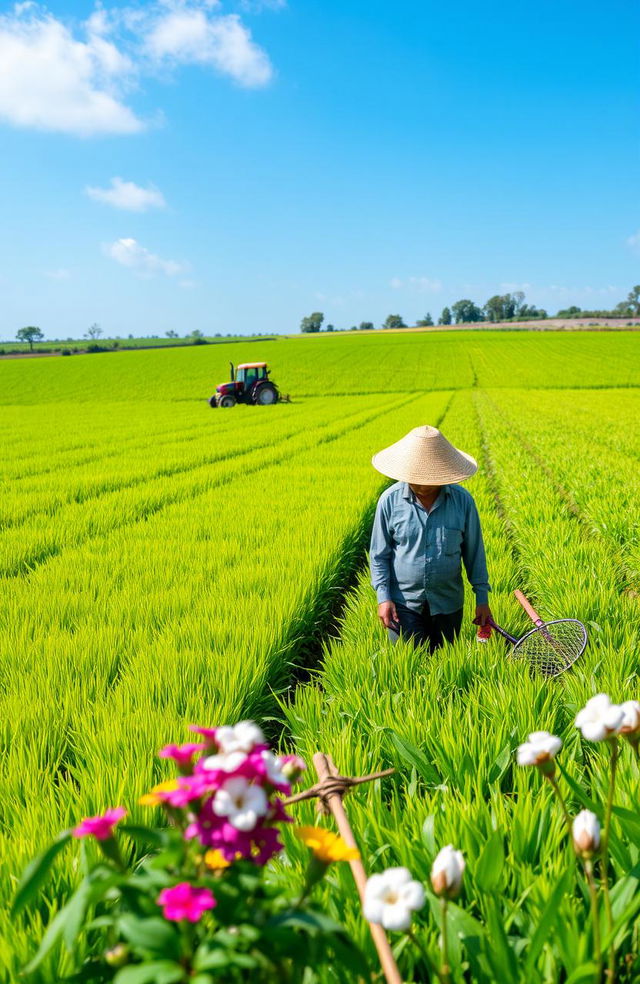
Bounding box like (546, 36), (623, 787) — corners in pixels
(378, 601), (399, 630)
(475, 603), (492, 626)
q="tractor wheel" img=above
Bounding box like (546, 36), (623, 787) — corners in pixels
(208, 395), (217, 408)
(254, 383), (278, 405)
(218, 395), (237, 408)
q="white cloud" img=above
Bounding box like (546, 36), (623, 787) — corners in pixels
(44, 267), (71, 279)
(390, 276), (442, 292)
(86, 177), (166, 211)
(105, 237), (185, 277)
(0, 4), (142, 136)
(0, 1), (273, 137)
(143, 9), (272, 87)
(627, 231), (640, 253)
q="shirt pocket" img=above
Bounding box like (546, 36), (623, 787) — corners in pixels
(444, 527), (463, 555)
(440, 527), (463, 573)
(392, 514), (421, 545)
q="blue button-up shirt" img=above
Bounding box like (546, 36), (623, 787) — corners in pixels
(370, 482), (491, 614)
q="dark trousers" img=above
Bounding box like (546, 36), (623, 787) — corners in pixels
(387, 601), (463, 652)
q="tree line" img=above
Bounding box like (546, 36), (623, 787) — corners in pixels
(300, 286), (640, 332)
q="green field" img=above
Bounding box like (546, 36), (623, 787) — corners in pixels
(2, 330), (640, 981)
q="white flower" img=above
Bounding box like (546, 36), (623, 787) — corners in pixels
(430, 845), (465, 899)
(517, 731), (563, 767)
(619, 700), (640, 736)
(215, 721), (265, 754)
(363, 867), (425, 931)
(572, 809), (601, 858)
(261, 750), (288, 787)
(201, 750), (247, 773)
(575, 694), (624, 741)
(212, 777), (268, 832)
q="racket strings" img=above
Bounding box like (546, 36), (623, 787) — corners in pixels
(512, 620), (587, 677)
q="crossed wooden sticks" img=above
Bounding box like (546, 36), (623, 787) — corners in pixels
(284, 753), (403, 984)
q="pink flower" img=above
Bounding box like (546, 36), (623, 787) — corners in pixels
(158, 882), (216, 922)
(189, 725), (218, 742)
(73, 807), (126, 841)
(159, 743), (206, 769)
(279, 754), (306, 783)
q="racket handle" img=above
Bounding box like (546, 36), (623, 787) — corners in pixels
(514, 589), (542, 625)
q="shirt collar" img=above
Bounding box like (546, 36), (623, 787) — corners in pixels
(401, 482), (451, 501)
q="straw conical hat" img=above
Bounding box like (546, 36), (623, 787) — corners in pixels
(372, 426), (477, 485)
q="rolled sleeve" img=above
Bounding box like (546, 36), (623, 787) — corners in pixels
(461, 498), (491, 605)
(370, 498), (393, 604)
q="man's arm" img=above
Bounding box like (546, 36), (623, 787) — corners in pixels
(370, 497), (398, 629)
(461, 497), (492, 621)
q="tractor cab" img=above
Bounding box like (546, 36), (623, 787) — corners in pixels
(235, 363), (269, 390)
(209, 361), (280, 408)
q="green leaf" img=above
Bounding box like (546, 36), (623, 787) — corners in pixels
(25, 896), (78, 973)
(488, 743), (512, 784)
(118, 916), (181, 959)
(114, 961), (185, 984)
(12, 830), (72, 916)
(119, 824), (167, 848)
(556, 763), (599, 813)
(474, 830), (505, 893)
(62, 878), (93, 951)
(267, 908), (345, 935)
(421, 815), (436, 856)
(564, 963), (600, 984)
(483, 897), (518, 983)
(388, 731), (440, 785)
(611, 806), (640, 845)
(524, 868), (572, 975)
(193, 948), (231, 971)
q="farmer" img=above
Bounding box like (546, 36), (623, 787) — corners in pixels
(369, 425), (491, 651)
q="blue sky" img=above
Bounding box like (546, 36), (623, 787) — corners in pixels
(0, 0), (638, 339)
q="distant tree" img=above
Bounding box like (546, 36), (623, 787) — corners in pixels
(16, 326), (44, 350)
(451, 300), (484, 324)
(439, 307), (452, 325)
(512, 291), (525, 317)
(165, 330), (179, 338)
(359, 321), (374, 331)
(518, 304), (547, 319)
(349, 325), (357, 331)
(484, 293), (525, 322)
(85, 322), (103, 340)
(616, 285), (640, 317)
(325, 323), (334, 332)
(300, 312), (324, 333)
(383, 314), (406, 329)
(484, 295), (506, 322)
(190, 329), (206, 344)
(416, 313), (434, 327)
(556, 305), (582, 318)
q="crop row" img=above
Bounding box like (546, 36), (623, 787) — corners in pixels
(482, 388), (640, 593)
(0, 397), (385, 530)
(0, 391), (452, 981)
(2, 330), (640, 405)
(0, 398), (397, 575)
(276, 388), (639, 982)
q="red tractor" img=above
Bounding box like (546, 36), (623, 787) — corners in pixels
(209, 362), (280, 408)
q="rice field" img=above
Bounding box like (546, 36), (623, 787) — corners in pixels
(2, 330), (640, 982)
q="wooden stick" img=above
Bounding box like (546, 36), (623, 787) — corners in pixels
(312, 752), (403, 984)
(514, 588), (542, 625)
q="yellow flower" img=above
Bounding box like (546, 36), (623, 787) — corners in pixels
(204, 849), (231, 871)
(138, 779), (179, 806)
(296, 826), (360, 864)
